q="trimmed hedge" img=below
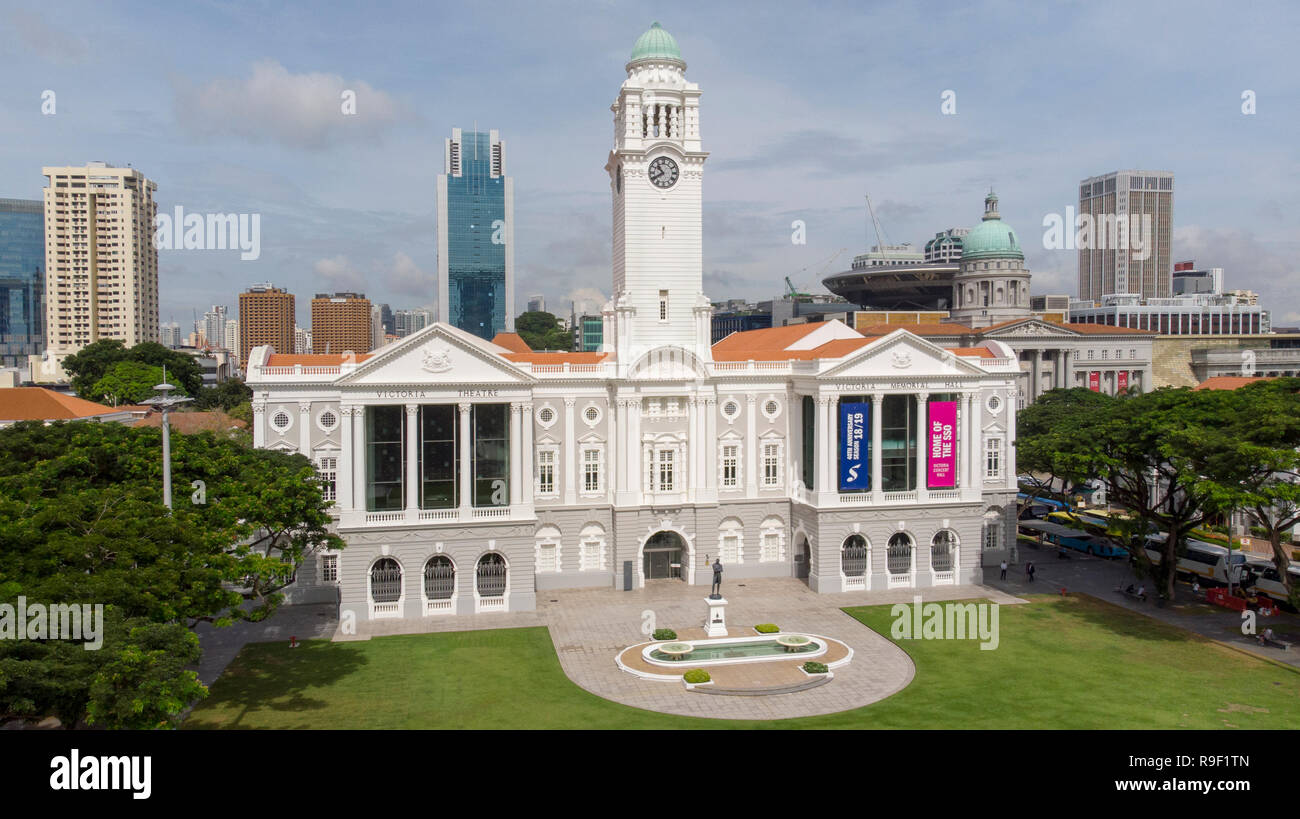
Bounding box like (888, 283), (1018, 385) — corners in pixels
(802, 661), (829, 674)
(754, 623), (780, 633)
(683, 669), (711, 684)
(652, 628), (677, 641)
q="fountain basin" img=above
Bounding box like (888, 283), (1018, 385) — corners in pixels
(643, 634), (827, 668)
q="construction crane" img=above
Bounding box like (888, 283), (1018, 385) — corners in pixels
(786, 248), (847, 299)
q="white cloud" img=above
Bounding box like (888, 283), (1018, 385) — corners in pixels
(173, 59), (412, 150)
(312, 255), (364, 292)
(5, 9), (88, 64)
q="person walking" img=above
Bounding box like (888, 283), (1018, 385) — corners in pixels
(1026, 561), (1036, 582)
(999, 560), (1008, 581)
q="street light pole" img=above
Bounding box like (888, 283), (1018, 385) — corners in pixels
(142, 373), (193, 510)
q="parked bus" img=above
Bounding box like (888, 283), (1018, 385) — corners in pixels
(1017, 492), (1070, 514)
(1142, 534), (1252, 587)
(1018, 520), (1128, 558)
(1244, 558), (1300, 610)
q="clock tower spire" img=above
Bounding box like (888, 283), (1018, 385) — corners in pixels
(604, 22), (710, 368)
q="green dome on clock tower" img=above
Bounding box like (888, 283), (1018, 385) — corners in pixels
(630, 22), (684, 65)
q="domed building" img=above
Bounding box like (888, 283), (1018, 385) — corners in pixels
(949, 192), (1032, 329)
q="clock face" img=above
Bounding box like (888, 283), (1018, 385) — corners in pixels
(648, 156), (679, 189)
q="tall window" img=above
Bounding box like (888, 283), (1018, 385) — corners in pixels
(718, 523), (741, 563)
(881, 395), (918, 492)
(658, 289), (668, 321)
(322, 554), (339, 583)
(762, 440), (782, 488)
(582, 447), (602, 493)
(985, 438), (1002, 480)
(801, 395), (815, 491)
(887, 533), (913, 575)
(842, 534), (868, 576)
(760, 530), (780, 562)
(419, 405), (458, 509)
(473, 404), (509, 506)
(657, 449), (674, 491)
(537, 448), (556, 496)
(580, 525), (606, 571)
(720, 443), (739, 488)
(366, 406), (404, 511)
(316, 456), (337, 502)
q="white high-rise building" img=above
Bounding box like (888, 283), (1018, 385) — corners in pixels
(225, 318), (240, 361)
(42, 163), (159, 356)
(1078, 170), (1174, 301)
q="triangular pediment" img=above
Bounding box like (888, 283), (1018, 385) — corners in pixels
(822, 330), (988, 378)
(337, 323), (535, 387)
(981, 318), (1081, 338)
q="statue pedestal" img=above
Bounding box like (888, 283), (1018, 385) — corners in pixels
(704, 596), (729, 637)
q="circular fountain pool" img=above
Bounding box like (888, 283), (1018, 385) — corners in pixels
(643, 634), (826, 667)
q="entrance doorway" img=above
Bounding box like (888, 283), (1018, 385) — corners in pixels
(795, 536), (811, 581)
(643, 531), (686, 581)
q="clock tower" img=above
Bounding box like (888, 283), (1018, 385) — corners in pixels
(605, 22), (711, 366)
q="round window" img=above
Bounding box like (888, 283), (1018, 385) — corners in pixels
(764, 400), (779, 417)
(585, 406), (600, 423)
(272, 411), (290, 430)
(722, 401), (740, 419)
(538, 407), (555, 424)
(986, 394), (1002, 414)
(319, 410), (337, 430)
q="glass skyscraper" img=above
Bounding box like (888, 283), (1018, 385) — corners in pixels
(0, 198), (45, 367)
(437, 128), (514, 340)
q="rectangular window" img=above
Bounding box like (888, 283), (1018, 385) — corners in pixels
(719, 534), (739, 563)
(762, 441), (781, 488)
(985, 438), (1002, 480)
(317, 456), (337, 502)
(472, 404), (509, 506)
(583, 447), (602, 493)
(537, 542), (557, 573)
(659, 290), (668, 321)
(322, 554), (338, 583)
(760, 532), (779, 562)
(537, 449), (555, 495)
(881, 395), (918, 492)
(802, 395), (815, 491)
(721, 444), (738, 488)
(580, 539), (602, 571)
(658, 449), (674, 491)
(419, 404), (458, 509)
(366, 406), (404, 511)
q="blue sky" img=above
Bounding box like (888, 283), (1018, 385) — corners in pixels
(2, 0), (1299, 327)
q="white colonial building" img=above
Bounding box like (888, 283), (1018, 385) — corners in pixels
(247, 23), (1022, 622)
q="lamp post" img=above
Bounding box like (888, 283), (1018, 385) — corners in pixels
(141, 377), (193, 509)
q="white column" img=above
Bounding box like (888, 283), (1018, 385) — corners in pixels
(563, 397), (576, 505)
(687, 396), (699, 501)
(915, 393), (929, 501)
(1031, 350), (1042, 402)
(968, 391), (983, 497)
(958, 393), (971, 491)
(509, 402), (522, 507)
(252, 402), (266, 448)
(458, 403), (472, 513)
(871, 392), (883, 503)
(353, 406), (366, 511)
(744, 394), (758, 496)
(298, 401), (312, 455)
(405, 404), (419, 514)
(338, 405), (354, 512)
(522, 402), (534, 506)
(702, 396), (717, 501)
(1004, 389), (1016, 491)
(615, 398), (629, 497)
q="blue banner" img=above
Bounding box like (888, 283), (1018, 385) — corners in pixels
(838, 402), (871, 491)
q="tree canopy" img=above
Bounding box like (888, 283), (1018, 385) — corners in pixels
(0, 420), (343, 727)
(515, 311), (573, 352)
(63, 339), (204, 398)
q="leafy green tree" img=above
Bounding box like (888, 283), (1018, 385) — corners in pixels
(129, 341), (204, 396)
(0, 420), (343, 726)
(1015, 387), (1114, 517)
(193, 377), (252, 411)
(1201, 378), (1300, 606)
(62, 338), (130, 397)
(515, 311), (572, 351)
(91, 361), (178, 405)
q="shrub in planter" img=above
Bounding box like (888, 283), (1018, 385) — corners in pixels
(683, 669), (711, 684)
(653, 628), (677, 641)
(754, 623), (780, 633)
(802, 661), (829, 674)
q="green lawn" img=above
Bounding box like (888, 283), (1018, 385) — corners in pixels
(185, 594), (1300, 729)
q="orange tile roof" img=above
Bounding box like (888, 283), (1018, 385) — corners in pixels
(491, 332), (532, 353)
(134, 409), (249, 432)
(502, 352), (609, 364)
(0, 387), (126, 421)
(949, 345), (1001, 358)
(1193, 376), (1274, 391)
(264, 353), (373, 366)
(857, 322), (971, 337)
(711, 323), (829, 360)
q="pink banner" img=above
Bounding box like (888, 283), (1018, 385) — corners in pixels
(927, 400), (957, 489)
(1117, 371), (1128, 393)
(1089, 371), (1100, 392)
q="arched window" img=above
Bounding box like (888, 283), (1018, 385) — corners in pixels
(370, 558), (402, 603)
(983, 510), (1003, 552)
(841, 534), (868, 577)
(931, 530), (957, 573)
(887, 533), (913, 575)
(423, 556), (455, 612)
(476, 553), (507, 599)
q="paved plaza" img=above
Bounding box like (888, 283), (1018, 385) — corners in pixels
(331, 577), (1027, 720)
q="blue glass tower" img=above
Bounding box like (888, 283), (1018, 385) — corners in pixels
(437, 128), (514, 340)
(0, 198), (45, 367)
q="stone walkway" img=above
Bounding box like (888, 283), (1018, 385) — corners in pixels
(333, 576), (1025, 720)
